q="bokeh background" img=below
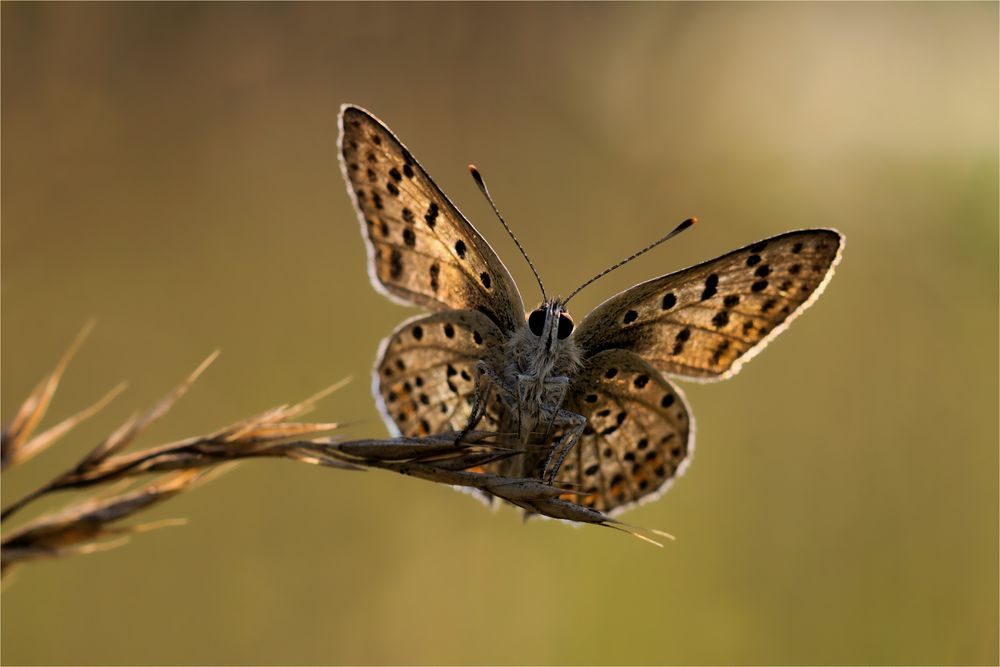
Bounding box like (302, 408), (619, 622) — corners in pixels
(2, 3), (997, 665)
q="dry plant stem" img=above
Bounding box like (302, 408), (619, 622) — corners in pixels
(1, 321), (97, 470)
(1, 470), (209, 575)
(311, 435), (645, 531)
(2, 328), (667, 579)
(1, 377), (347, 522)
(0, 426), (344, 522)
(0, 332), (349, 576)
(307, 435), (673, 544)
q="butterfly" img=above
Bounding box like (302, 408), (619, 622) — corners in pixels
(337, 104), (844, 516)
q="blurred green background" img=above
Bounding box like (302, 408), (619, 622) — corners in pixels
(2, 3), (997, 665)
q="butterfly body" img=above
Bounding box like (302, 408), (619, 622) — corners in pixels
(338, 104), (844, 515)
(499, 301), (580, 433)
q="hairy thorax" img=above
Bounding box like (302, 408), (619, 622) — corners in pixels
(501, 324), (582, 424)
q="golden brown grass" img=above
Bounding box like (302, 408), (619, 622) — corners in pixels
(1, 326), (669, 579)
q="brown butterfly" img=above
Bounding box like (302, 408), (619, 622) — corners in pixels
(338, 104), (844, 515)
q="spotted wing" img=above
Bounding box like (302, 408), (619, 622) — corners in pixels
(553, 350), (692, 515)
(374, 310), (509, 438)
(574, 229), (844, 381)
(339, 105), (524, 334)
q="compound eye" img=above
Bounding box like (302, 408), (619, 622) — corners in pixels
(557, 313), (574, 340)
(527, 308), (546, 336)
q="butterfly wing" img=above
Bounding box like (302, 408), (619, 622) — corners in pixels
(552, 349), (693, 515)
(574, 229), (844, 381)
(374, 310), (507, 439)
(339, 105), (525, 334)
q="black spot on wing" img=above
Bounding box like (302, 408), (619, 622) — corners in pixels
(671, 328), (691, 355)
(701, 274), (719, 300)
(429, 263), (440, 292)
(424, 202), (439, 228)
(711, 340), (731, 365)
(389, 249), (403, 279)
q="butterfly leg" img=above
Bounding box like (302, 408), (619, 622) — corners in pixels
(540, 408), (587, 483)
(512, 372), (570, 440)
(540, 375), (571, 441)
(514, 374), (537, 441)
(456, 361), (511, 446)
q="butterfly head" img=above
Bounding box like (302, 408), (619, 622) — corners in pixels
(507, 299), (581, 397)
(526, 300), (574, 348)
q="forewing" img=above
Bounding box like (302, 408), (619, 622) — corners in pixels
(339, 105), (524, 333)
(574, 229), (844, 380)
(555, 350), (693, 515)
(374, 310), (507, 438)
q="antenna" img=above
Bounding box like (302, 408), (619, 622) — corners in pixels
(563, 217), (697, 306)
(468, 165), (547, 301)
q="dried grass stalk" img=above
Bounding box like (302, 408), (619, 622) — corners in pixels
(2, 321), (98, 470)
(300, 435), (673, 545)
(2, 327), (668, 579)
(2, 470), (209, 575)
